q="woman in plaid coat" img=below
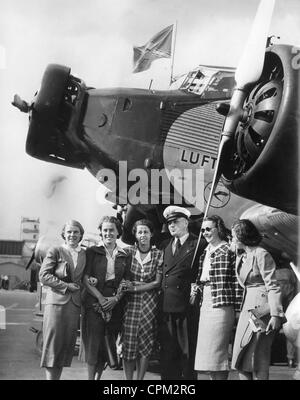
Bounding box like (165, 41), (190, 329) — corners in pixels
(122, 219), (163, 380)
(193, 215), (243, 380)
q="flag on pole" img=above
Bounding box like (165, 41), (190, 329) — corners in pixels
(133, 25), (173, 73)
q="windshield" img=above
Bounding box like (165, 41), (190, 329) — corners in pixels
(179, 67), (235, 99)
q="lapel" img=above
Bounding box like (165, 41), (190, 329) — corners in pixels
(74, 249), (86, 280)
(60, 246), (86, 281)
(113, 247), (127, 283)
(90, 245), (107, 282)
(165, 235), (195, 273)
(60, 246), (75, 280)
(238, 251), (254, 285)
(235, 253), (245, 288)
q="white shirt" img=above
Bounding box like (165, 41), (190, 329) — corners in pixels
(63, 244), (81, 269)
(104, 245), (119, 281)
(199, 242), (226, 282)
(172, 233), (189, 255)
(199, 250), (211, 282)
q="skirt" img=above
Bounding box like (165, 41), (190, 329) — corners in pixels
(231, 286), (275, 372)
(194, 285), (235, 371)
(40, 300), (80, 368)
(81, 281), (123, 366)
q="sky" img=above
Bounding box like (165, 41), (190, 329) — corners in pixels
(0, 0), (299, 240)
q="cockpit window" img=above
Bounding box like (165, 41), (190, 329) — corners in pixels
(203, 72), (235, 98)
(179, 67), (235, 99)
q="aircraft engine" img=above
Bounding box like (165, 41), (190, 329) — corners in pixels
(221, 45), (299, 215)
(25, 64), (89, 169)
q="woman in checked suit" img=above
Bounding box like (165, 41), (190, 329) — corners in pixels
(39, 220), (86, 380)
(193, 215), (243, 380)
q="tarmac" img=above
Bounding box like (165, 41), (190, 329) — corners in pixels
(59, 357), (300, 380)
(1, 289), (299, 381)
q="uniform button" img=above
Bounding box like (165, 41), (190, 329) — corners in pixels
(166, 274), (169, 277)
(165, 285), (168, 288)
(176, 285), (180, 289)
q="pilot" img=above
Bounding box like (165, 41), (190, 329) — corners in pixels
(159, 205), (206, 380)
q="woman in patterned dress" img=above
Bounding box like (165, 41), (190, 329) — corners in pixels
(122, 219), (163, 380)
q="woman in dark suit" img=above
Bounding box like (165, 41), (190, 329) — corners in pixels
(39, 220), (86, 380)
(231, 219), (285, 380)
(81, 216), (130, 380)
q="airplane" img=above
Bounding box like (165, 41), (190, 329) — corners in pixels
(12, 0), (298, 264)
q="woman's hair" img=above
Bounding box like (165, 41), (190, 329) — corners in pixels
(98, 215), (123, 238)
(132, 219), (154, 237)
(232, 219), (262, 246)
(61, 220), (84, 241)
(203, 215), (228, 241)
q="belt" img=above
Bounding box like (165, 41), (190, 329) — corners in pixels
(200, 281), (211, 286)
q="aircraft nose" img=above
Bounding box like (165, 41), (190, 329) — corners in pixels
(25, 64), (88, 169)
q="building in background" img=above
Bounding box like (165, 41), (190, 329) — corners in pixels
(20, 217), (40, 243)
(0, 217), (40, 290)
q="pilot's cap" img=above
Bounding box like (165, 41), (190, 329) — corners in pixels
(163, 206), (191, 223)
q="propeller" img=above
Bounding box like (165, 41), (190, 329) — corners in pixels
(190, 0), (276, 272)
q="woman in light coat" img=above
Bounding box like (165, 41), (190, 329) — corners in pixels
(231, 219), (285, 380)
(39, 220), (86, 380)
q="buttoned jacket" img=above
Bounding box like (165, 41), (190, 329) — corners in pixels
(196, 243), (243, 311)
(161, 233), (205, 313)
(39, 245), (86, 307)
(236, 246), (284, 317)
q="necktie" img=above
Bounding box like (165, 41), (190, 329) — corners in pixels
(174, 239), (181, 256)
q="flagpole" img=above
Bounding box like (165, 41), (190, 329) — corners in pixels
(170, 21), (177, 86)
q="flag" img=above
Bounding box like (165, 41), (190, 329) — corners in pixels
(133, 25), (173, 73)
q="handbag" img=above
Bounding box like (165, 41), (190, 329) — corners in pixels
(248, 303), (271, 332)
(54, 259), (71, 282)
(93, 302), (112, 322)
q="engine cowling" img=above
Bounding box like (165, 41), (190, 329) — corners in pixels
(222, 45), (299, 215)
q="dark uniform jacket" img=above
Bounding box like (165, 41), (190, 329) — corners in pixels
(161, 233), (205, 313)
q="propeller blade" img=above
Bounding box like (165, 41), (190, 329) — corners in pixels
(204, 0), (276, 215)
(235, 0), (275, 89)
(190, 1), (276, 271)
